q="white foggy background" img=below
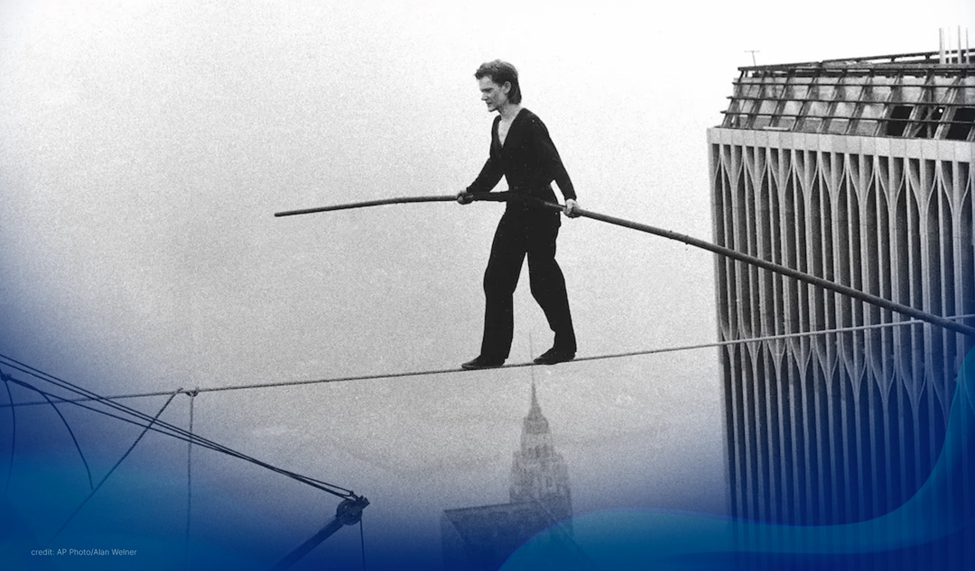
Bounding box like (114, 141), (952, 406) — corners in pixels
(1, 0), (972, 568)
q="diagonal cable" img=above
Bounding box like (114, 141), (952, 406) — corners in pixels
(3, 372), (355, 499)
(45, 388), (180, 546)
(1, 370), (16, 496)
(0, 357), (346, 491)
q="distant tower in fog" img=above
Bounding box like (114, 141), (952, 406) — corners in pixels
(441, 383), (573, 570)
(708, 49), (975, 527)
(509, 383), (573, 522)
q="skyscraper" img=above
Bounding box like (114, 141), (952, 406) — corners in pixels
(508, 383), (573, 522)
(708, 48), (975, 528)
(441, 383), (572, 569)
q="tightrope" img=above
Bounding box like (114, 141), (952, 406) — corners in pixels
(2, 318), (962, 407)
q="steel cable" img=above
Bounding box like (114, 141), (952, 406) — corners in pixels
(0, 364), (357, 500)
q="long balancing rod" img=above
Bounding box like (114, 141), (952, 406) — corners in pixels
(274, 195), (457, 217)
(273, 192), (975, 339)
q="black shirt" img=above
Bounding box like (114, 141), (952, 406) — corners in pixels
(466, 108), (577, 202)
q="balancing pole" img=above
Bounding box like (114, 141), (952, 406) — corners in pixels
(273, 192), (975, 339)
(274, 195), (458, 217)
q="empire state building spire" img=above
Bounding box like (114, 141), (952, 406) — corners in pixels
(509, 383), (572, 522)
(440, 382), (576, 568)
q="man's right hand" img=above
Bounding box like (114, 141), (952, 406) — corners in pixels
(457, 191), (475, 205)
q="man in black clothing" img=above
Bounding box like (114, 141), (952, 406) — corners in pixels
(458, 60), (580, 370)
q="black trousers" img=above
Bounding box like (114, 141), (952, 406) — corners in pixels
(479, 206), (577, 360)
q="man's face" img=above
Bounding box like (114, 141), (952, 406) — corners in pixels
(478, 76), (509, 112)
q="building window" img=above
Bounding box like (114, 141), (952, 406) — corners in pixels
(914, 105), (945, 139)
(885, 105), (913, 137)
(946, 107), (975, 141)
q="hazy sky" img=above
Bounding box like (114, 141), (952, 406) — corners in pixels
(1, 0), (973, 569)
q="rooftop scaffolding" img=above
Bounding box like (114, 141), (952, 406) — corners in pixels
(721, 50), (975, 141)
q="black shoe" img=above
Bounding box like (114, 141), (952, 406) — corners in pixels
(461, 356), (505, 370)
(533, 347), (576, 365)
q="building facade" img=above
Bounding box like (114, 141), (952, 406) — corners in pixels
(708, 50), (975, 528)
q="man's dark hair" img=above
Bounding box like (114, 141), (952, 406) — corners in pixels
(474, 60), (522, 104)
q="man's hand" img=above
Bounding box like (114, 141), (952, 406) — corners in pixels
(457, 191), (474, 205)
(564, 199), (581, 218)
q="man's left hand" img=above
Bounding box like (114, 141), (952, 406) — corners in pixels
(564, 199), (581, 218)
